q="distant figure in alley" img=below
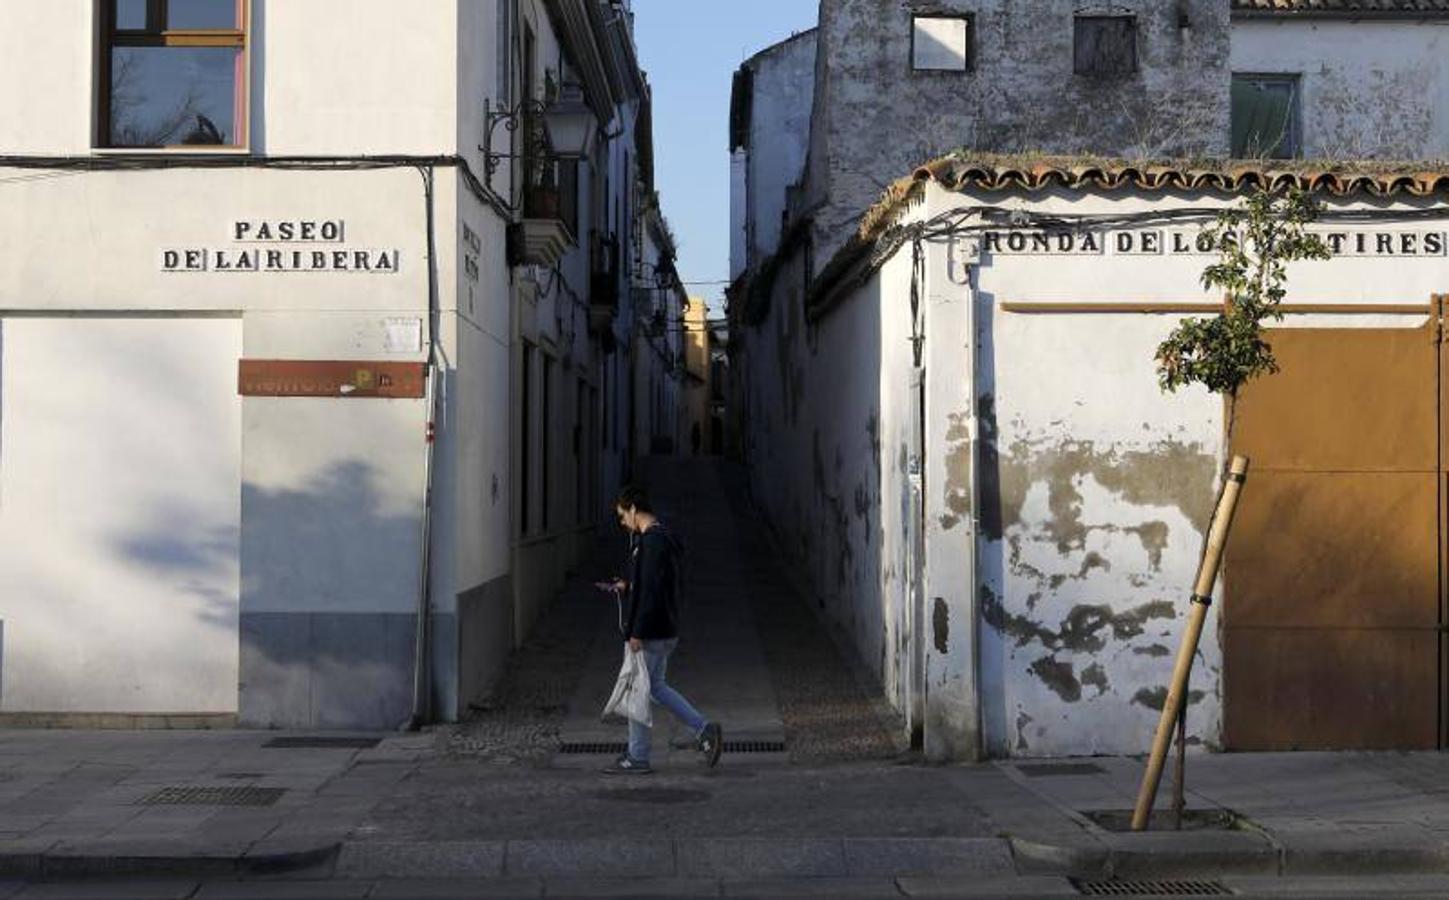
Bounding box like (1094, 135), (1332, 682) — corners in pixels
(599, 485), (722, 774)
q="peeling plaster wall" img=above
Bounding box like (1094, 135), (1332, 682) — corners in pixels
(945, 183), (1448, 757)
(804, 0), (1230, 263)
(1232, 20), (1449, 160)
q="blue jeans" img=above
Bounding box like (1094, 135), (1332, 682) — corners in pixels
(627, 637), (709, 764)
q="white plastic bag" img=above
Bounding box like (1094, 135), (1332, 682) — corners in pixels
(601, 645), (652, 726)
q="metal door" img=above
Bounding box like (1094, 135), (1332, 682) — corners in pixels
(1224, 315), (1441, 749)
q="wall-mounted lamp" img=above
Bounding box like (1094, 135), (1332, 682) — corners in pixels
(480, 83), (598, 181)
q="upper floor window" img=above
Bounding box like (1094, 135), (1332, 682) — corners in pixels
(99, 0), (249, 149)
(912, 15), (972, 72)
(1232, 74), (1301, 159)
(1074, 14), (1136, 77)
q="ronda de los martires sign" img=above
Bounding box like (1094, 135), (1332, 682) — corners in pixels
(983, 226), (1449, 258)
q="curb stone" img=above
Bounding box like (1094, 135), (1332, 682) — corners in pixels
(0, 841), (340, 879)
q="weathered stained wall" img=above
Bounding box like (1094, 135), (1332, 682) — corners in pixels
(803, 0), (1230, 262)
(1232, 19), (1449, 160)
(743, 32), (818, 272)
(941, 183), (1448, 756)
(736, 237), (921, 739)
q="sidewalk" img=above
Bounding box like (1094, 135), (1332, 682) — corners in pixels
(3, 460), (1449, 890)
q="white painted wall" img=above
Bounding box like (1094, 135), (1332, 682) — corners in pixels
(0, 317), (242, 713)
(730, 151), (749, 281)
(263, 1), (456, 155)
(0, 3), (93, 153)
(931, 183), (1449, 757)
(1232, 19), (1449, 159)
(741, 178), (1449, 757)
(744, 32), (816, 270)
(0, 1), (459, 157)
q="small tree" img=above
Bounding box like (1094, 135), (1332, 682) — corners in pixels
(1156, 187), (1332, 456)
(1134, 187), (1331, 832)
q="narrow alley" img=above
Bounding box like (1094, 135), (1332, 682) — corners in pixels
(390, 457), (1002, 842)
(449, 456), (900, 770)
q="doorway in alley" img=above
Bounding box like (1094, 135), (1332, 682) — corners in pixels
(1224, 301), (1445, 750)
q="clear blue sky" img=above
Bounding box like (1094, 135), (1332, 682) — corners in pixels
(633, 0), (819, 315)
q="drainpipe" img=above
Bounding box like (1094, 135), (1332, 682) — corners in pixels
(405, 165), (443, 731)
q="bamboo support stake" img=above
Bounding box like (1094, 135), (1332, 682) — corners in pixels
(1131, 455), (1250, 833)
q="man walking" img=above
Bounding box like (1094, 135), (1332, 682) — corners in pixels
(602, 484), (722, 775)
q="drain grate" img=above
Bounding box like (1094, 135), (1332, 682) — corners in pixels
(138, 786), (286, 807)
(560, 740), (787, 755)
(559, 742), (628, 755)
(1017, 762), (1106, 777)
(1072, 879), (1232, 896)
(263, 736), (381, 750)
(725, 740), (785, 753)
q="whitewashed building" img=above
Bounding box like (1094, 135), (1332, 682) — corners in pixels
(0, 0), (685, 730)
(730, 0), (1449, 759)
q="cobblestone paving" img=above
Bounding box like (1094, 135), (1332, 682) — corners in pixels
(718, 468), (905, 764)
(442, 542), (618, 766)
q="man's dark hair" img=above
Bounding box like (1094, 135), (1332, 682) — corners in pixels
(615, 484), (653, 513)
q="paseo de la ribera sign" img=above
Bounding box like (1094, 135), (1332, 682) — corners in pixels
(161, 220), (402, 273)
(981, 226), (1449, 258)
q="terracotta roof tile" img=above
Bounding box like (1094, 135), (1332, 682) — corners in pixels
(1232, 0), (1449, 15)
(856, 153), (1449, 242)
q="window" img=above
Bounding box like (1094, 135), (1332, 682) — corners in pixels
(912, 15), (972, 72)
(1074, 15), (1136, 77)
(99, 0), (249, 148)
(1232, 75), (1301, 159)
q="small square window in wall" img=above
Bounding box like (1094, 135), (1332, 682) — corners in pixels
(912, 15), (971, 72)
(1074, 15), (1137, 77)
(99, 0), (250, 149)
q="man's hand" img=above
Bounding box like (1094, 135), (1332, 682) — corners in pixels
(628, 637), (642, 653)
(594, 578), (626, 594)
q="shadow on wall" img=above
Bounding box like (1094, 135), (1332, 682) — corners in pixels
(238, 460), (423, 730)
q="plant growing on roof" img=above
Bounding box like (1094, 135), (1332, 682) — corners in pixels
(1155, 187), (1331, 450)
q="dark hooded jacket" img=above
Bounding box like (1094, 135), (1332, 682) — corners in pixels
(624, 523), (684, 640)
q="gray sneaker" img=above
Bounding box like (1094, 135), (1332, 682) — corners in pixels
(601, 756), (652, 775)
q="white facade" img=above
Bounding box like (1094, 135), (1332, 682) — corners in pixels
(0, 0), (676, 729)
(731, 0), (1449, 759)
(1232, 17), (1449, 159)
(736, 171), (1449, 757)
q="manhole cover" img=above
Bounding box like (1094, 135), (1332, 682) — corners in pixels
(1072, 878), (1232, 896)
(592, 788), (711, 805)
(138, 786), (286, 807)
(264, 736), (381, 749)
(1082, 808), (1239, 833)
(1017, 762), (1106, 777)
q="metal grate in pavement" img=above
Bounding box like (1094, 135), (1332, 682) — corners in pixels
(559, 742), (628, 755)
(1072, 879), (1232, 896)
(1017, 762), (1106, 777)
(138, 786), (286, 807)
(725, 740), (785, 753)
(263, 736), (381, 749)
(559, 740), (787, 755)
